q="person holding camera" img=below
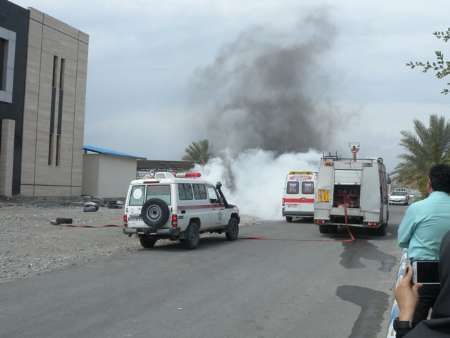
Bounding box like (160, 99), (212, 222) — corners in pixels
(397, 164), (450, 322)
(394, 230), (450, 337)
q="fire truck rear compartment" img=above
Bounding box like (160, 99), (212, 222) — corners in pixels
(332, 185), (361, 208)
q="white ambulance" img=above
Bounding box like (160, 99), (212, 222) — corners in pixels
(123, 172), (240, 249)
(282, 170), (317, 222)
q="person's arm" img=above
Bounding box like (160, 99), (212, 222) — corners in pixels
(397, 206), (417, 249)
(394, 265), (422, 337)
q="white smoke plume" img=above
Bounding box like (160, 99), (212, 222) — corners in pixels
(195, 149), (320, 220)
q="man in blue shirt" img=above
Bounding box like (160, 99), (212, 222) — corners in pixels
(398, 164), (450, 323)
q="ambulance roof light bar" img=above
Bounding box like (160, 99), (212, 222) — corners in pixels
(175, 172), (202, 178)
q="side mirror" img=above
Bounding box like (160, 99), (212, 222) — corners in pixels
(216, 182), (222, 190)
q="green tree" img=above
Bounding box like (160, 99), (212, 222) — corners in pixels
(396, 115), (450, 196)
(182, 139), (211, 165)
(407, 28), (450, 94)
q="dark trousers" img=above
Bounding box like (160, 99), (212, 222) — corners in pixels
(412, 284), (441, 324)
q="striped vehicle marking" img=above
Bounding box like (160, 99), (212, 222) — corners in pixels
(283, 197), (315, 204)
(179, 203), (225, 210)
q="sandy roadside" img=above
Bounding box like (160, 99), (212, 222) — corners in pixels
(0, 201), (258, 283)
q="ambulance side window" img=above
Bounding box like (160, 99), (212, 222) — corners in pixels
(207, 186), (219, 203)
(193, 184), (207, 200)
(302, 181), (314, 195)
(179, 183), (193, 200)
(286, 181), (299, 194)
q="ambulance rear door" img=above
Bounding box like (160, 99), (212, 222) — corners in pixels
(283, 171), (316, 217)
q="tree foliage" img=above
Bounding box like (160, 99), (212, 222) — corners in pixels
(396, 115), (450, 196)
(182, 139), (211, 165)
(406, 28), (450, 94)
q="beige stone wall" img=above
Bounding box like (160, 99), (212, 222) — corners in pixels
(81, 154), (99, 197)
(21, 8), (89, 197)
(0, 119), (15, 197)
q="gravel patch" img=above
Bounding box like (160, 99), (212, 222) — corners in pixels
(0, 201), (258, 284)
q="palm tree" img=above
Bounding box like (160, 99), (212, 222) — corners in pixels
(182, 139), (212, 165)
(396, 115), (450, 196)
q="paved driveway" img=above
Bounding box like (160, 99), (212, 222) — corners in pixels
(0, 207), (406, 338)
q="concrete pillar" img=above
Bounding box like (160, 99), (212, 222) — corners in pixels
(0, 119), (15, 197)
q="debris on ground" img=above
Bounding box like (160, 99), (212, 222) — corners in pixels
(50, 218), (73, 225)
(83, 201), (99, 212)
(106, 200), (124, 209)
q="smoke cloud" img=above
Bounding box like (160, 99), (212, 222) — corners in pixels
(190, 10), (338, 154)
(196, 149), (320, 220)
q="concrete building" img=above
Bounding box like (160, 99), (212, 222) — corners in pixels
(82, 145), (145, 199)
(0, 0), (88, 197)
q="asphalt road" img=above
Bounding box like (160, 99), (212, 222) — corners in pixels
(0, 206), (406, 338)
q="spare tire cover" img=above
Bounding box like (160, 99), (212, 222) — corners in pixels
(141, 198), (170, 229)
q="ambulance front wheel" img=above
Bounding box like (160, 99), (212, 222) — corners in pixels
(226, 217), (239, 241)
(285, 216), (293, 223)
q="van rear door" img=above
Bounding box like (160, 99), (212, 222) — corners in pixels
(127, 184), (172, 228)
(283, 172), (316, 216)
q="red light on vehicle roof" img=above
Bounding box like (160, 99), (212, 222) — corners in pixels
(184, 172), (201, 178)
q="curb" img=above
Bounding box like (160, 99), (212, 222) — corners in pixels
(386, 249), (408, 338)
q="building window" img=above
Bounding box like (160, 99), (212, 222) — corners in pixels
(55, 58), (65, 166)
(0, 38), (7, 91)
(48, 56), (58, 165)
(0, 27), (16, 103)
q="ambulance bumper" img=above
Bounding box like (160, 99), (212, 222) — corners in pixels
(282, 210), (314, 217)
(123, 227), (180, 239)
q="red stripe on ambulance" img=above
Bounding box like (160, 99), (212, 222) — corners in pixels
(283, 197), (315, 204)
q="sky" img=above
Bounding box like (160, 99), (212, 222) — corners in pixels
(13, 0), (450, 171)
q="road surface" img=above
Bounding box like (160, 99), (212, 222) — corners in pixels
(0, 206), (406, 338)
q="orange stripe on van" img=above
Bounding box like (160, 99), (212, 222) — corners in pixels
(283, 197), (315, 204)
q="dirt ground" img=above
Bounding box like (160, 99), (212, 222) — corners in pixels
(0, 200), (258, 284)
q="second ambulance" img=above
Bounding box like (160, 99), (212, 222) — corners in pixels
(282, 170), (317, 222)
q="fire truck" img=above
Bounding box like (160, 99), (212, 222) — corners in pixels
(313, 144), (389, 235)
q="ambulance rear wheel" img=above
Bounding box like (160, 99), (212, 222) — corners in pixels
(286, 216), (293, 223)
(139, 235), (157, 249)
(182, 221), (200, 249)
